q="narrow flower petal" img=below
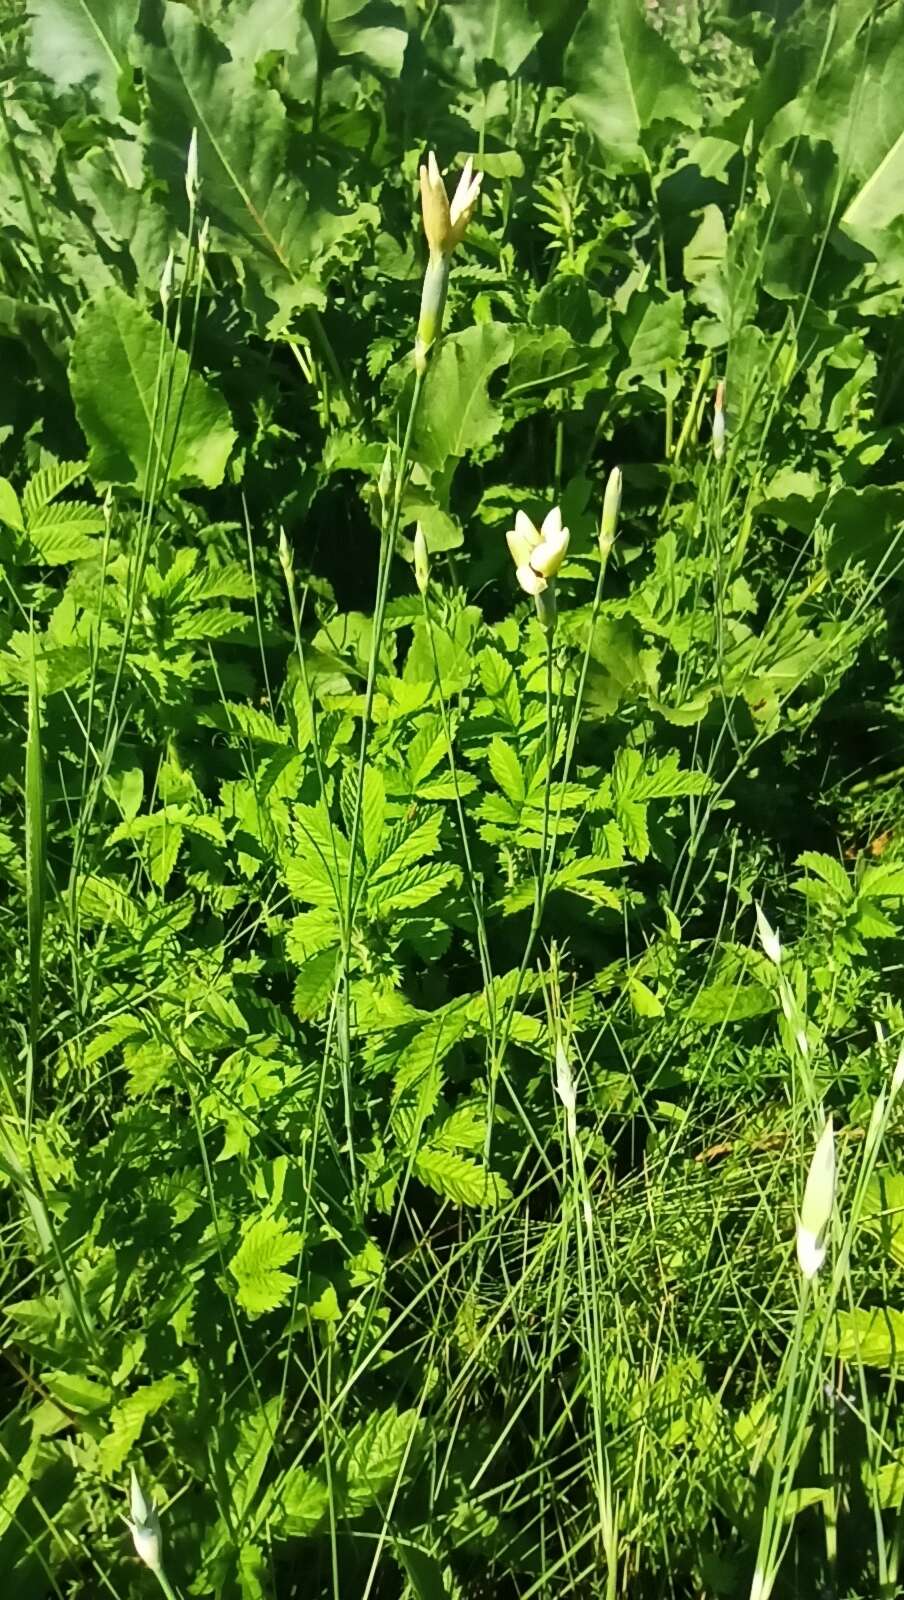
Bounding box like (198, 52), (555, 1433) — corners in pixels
(506, 528), (534, 569)
(796, 1223), (826, 1279)
(540, 504), (562, 541)
(530, 526), (569, 579)
(515, 509), (540, 547)
(516, 563), (547, 596)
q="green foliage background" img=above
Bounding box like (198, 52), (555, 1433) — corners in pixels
(3, 0), (904, 1596)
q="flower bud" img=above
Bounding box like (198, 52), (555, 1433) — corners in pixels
(128, 1468), (163, 1574)
(186, 127), (199, 207)
(796, 1116), (835, 1279)
(418, 152), (481, 257)
(755, 903), (782, 967)
(599, 467), (622, 557)
(712, 380), (726, 463)
(278, 528), (292, 576)
(159, 249), (174, 309)
(555, 1039), (577, 1143)
(414, 524), (430, 595)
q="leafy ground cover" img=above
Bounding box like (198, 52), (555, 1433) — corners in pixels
(3, 0), (904, 1595)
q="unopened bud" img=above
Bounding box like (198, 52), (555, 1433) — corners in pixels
(893, 1047), (904, 1098)
(278, 528), (292, 576)
(186, 127), (199, 206)
(755, 903), (782, 967)
(159, 249), (175, 309)
(796, 1117), (835, 1279)
(378, 447), (393, 506)
(128, 1468), (163, 1574)
(713, 381), (726, 462)
(413, 524), (430, 595)
(599, 467), (622, 558)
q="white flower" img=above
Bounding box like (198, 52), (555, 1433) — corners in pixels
(419, 152), (482, 256)
(505, 505), (569, 585)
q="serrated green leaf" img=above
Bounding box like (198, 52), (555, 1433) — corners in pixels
(414, 1146), (509, 1208)
(229, 1213), (303, 1316)
(369, 862), (457, 915)
(99, 1377), (180, 1473)
(292, 948), (338, 1021)
(342, 1407), (421, 1512)
(487, 737), (524, 804)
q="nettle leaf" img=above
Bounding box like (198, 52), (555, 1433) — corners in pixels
(563, 0), (699, 170)
(415, 1147), (510, 1208)
(793, 851), (853, 906)
(70, 286), (236, 490)
(229, 1213), (303, 1316)
(99, 1376), (181, 1473)
(414, 323), (514, 474)
(22, 460), (88, 517)
(341, 1407), (421, 1513)
(27, 0), (137, 120)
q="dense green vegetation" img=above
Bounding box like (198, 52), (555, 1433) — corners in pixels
(3, 0), (904, 1595)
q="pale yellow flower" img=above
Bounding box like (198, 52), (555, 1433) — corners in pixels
(419, 152), (482, 256)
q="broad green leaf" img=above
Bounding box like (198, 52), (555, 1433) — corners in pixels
(69, 287), (235, 490)
(831, 1307), (904, 1368)
(862, 1170), (904, 1268)
(444, 0), (541, 79)
(27, 0), (137, 119)
(277, 1470), (330, 1536)
(27, 504), (105, 564)
(228, 1213), (303, 1316)
(369, 812), (443, 883)
(764, 10), (904, 253)
(368, 862), (457, 915)
(414, 323), (514, 474)
(138, 2), (370, 325)
(563, 0), (699, 170)
(326, 0), (408, 74)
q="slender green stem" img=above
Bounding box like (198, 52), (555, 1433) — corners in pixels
(338, 369), (425, 1197)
